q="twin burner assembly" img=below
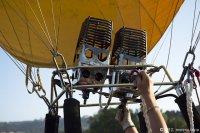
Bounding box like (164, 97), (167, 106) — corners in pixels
(73, 16), (147, 103)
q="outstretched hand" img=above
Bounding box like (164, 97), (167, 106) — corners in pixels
(135, 71), (154, 98)
(115, 107), (134, 130)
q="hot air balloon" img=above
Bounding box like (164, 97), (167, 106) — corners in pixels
(0, 0), (183, 67)
(0, 0), (200, 133)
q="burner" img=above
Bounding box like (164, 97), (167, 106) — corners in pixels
(112, 27), (146, 65)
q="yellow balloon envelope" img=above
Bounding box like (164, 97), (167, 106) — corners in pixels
(0, 0), (183, 67)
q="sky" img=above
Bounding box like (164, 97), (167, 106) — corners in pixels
(0, 0), (200, 122)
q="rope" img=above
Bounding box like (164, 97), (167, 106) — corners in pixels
(149, 0), (159, 46)
(191, 0), (197, 46)
(190, 0), (200, 52)
(184, 79), (195, 133)
(191, 10), (200, 45)
(163, 20), (174, 78)
(36, 0), (54, 49)
(24, 3), (33, 66)
(26, 65), (35, 94)
(56, 0), (62, 50)
(25, 0), (54, 51)
(9, 0), (53, 53)
(151, 30), (170, 64)
(1, 0), (27, 62)
(2, 49), (27, 78)
(193, 30), (200, 52)
(0, 31), (26, 73)
(154, 0), (180, 94)
(50, 0), (58, 47)
(139, 1), (162, 34)
(1, 49), (38, 93)
(37, 68), (44, 91)
(114, 0), (124, 26)
(32, 68), (38, 83)
(154, 21), (174, 94)
(141, 96), (152, 133)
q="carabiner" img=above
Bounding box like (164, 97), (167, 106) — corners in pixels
(53, 51), (67, 70)
(183, 49), (195, 68)
(35, 84), (46, 98)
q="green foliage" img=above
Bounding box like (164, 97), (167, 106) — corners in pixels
(130, 109), (140, 130)
(0, 109), (190, 133)
(86, 109), (187, 133)
(163, 111), (187, 129)
(86, 108), (123, 133)
(85, 108), (141, 133)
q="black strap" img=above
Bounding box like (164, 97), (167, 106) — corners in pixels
(175, 93), (200, 132)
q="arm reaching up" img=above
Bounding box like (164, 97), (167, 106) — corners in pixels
(136, 71), (169, 133)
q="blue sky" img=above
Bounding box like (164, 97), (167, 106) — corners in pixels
(0, 0), (200, 122)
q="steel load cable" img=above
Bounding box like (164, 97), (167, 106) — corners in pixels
(190, 0), (200, 52)
(154, 0), (180, 94)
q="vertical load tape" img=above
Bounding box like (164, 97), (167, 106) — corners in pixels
(138, 111), (148, 133)
(64, 98), (82, 133)
(44, 113), (60, 133)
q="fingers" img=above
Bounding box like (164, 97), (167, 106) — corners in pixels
(140, 71), (149, 80)
(136, 71), (149, 82)
(135, 71), (151, 94)
(115, 108), (129, 122)
(115, 109), (122, 120)
(136, 74), (142, 86)
(135, 71), (145, 86)
(115, 108), (124, 121)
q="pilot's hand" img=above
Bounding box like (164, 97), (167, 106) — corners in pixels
(115, 108), (135, 130)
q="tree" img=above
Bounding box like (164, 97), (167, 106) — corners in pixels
(85, 108), (188, 133)
(85, 108), (123, 133)
(163, 111), (187, 129)
(85, 108), (140, 133)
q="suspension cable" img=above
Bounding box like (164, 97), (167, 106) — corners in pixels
(1, 48), (34, 84)
(56, 0), (62, 50)
(141, 96), (152, 133)
(7, 0), (54, 54)
(1, 47), (46, 99)
(154, 21), (174, 94)
(154, 0), (181, 94)
(191, 11), (200, 44)
(190, 0), (200, 52)
(114, 0), (124, 26)
(193, 30), (200, 52)
(0, 31), (27, 73)
(151, 29), (170, 64)
(184, 73), (195, 133)
(25, 0), (54, 51)
(1, 0), (28, 62)
(36, 0), (54, 49)
(191, 0), (197, 46)
(50, 0), (57, 47)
